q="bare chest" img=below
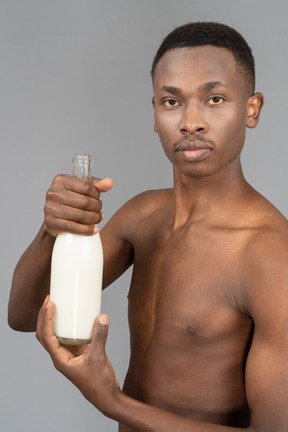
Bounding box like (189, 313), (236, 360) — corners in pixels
(128, 225), (250, 348)
(125, 227), (252, 420)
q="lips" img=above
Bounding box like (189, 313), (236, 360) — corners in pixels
(175, 139), (213, 162)
(176, 139), (212, 151)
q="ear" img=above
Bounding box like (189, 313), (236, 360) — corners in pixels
(246, 92), (264, 129)
(152, 96), (158, 133)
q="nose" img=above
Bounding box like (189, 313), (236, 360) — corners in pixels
(179, 102), (207, 134)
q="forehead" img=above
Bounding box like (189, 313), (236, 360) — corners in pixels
(153, 46), (241, 91)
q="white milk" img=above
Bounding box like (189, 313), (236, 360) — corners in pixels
(50, 231), (103, 344)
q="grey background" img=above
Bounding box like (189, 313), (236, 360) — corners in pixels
(1, 1), (287, 431)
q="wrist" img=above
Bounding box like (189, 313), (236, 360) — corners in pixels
(97, 387), (125, 419)
(34, 223), (56, 258)
(42, 221), (56, 239)
(99, 388), (148, 427)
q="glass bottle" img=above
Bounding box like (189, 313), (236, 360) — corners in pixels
(50, 154), (103, 345)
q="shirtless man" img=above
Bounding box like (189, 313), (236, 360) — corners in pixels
(8, 22), (288, 431)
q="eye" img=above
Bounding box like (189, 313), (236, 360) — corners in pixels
(207, 96), (224, 106)
(162, 99), (180, 107)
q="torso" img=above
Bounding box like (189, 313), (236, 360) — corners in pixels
(103, 188), (287, 432)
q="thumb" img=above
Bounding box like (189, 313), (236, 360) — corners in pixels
(89, 314), (110, 361)
(93, 178), (114, 193)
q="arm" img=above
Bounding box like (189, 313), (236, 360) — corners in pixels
(8, 223), (55, 331)
(37, 298), (242, 432)
(8, 174), (114, 331)
(36, 233), (288, 432)
(243, 233), (288, 432)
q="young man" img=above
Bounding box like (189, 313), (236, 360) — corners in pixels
(9, 22), (288, 431)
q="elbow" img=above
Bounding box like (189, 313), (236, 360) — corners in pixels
(7, 305), (36, 332)
(7, 312), (24, 332)
(8, 316), (36, 332)
(8, 316), (21, 332)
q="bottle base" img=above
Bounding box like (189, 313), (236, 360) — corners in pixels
(57, 336), (91, 345)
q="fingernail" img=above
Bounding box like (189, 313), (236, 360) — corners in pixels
(93, 225), (99, 234)
(44, 295), (50, 310)
(99, 314), (109, 326)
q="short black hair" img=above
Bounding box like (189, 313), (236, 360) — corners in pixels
(151, 22), (255, 94)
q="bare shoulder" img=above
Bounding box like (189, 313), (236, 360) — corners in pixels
(117, 188), (174, 217)
(100, 189), (174, 286)
(245, 194), (288, 257)
(102, 188), (174, 239)
(242, 194), (288, 314)
(115, 188), (174, 225)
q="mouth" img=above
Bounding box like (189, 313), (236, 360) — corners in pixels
(175, 140), (213, 162)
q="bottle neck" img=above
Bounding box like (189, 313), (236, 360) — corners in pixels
(72, 154), (94, 181)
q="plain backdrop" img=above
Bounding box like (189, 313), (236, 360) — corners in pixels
(1, 1), (287, 431)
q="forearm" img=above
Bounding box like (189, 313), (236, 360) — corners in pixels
(100, 392), (254, 432)
(8, 223), (55, 331)
(36, 303), (256, 432)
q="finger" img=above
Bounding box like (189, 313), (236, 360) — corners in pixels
(45, 194), (103, 235)
(93, 178), (114, 193)
(38, 300), (59, 351)
(40, 300), (75, 368)
(36, 295), (50, 349)
(66, 177), (101, 199)
(62, 174), (101, 198)
(46, 218), (100, 236)
(89, 314), (110, 364)
(47, 190), (102, 213)
(62, 344), (90, 357)
(47, 176), (101, 204)
(50, 201), (102, 225)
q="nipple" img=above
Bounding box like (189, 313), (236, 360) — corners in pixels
(186, 325), (198, 335)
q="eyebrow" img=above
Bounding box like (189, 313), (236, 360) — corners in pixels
(159, 81), (229, 95)
(198, 81), (228, 91)
(160, 85), (183, 96)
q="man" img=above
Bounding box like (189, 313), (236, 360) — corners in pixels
(8, 22), (288, 431)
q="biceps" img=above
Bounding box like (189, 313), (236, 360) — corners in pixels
(101, 225), (134, 289)
(245, 335), (288, 432)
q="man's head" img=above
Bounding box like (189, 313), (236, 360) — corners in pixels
(151, 22), (264, 180)
(151, 22), (255, 96)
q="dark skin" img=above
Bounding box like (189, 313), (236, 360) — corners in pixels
(9, 46), (288, 431)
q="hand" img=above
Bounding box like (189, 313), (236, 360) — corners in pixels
(44, 175), (114, 236)
(36, 296), (121, 413)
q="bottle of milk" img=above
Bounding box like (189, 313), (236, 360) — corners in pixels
(50, 154), (103, 345)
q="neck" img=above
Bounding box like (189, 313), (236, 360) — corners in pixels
(172, 160), (249, 228)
